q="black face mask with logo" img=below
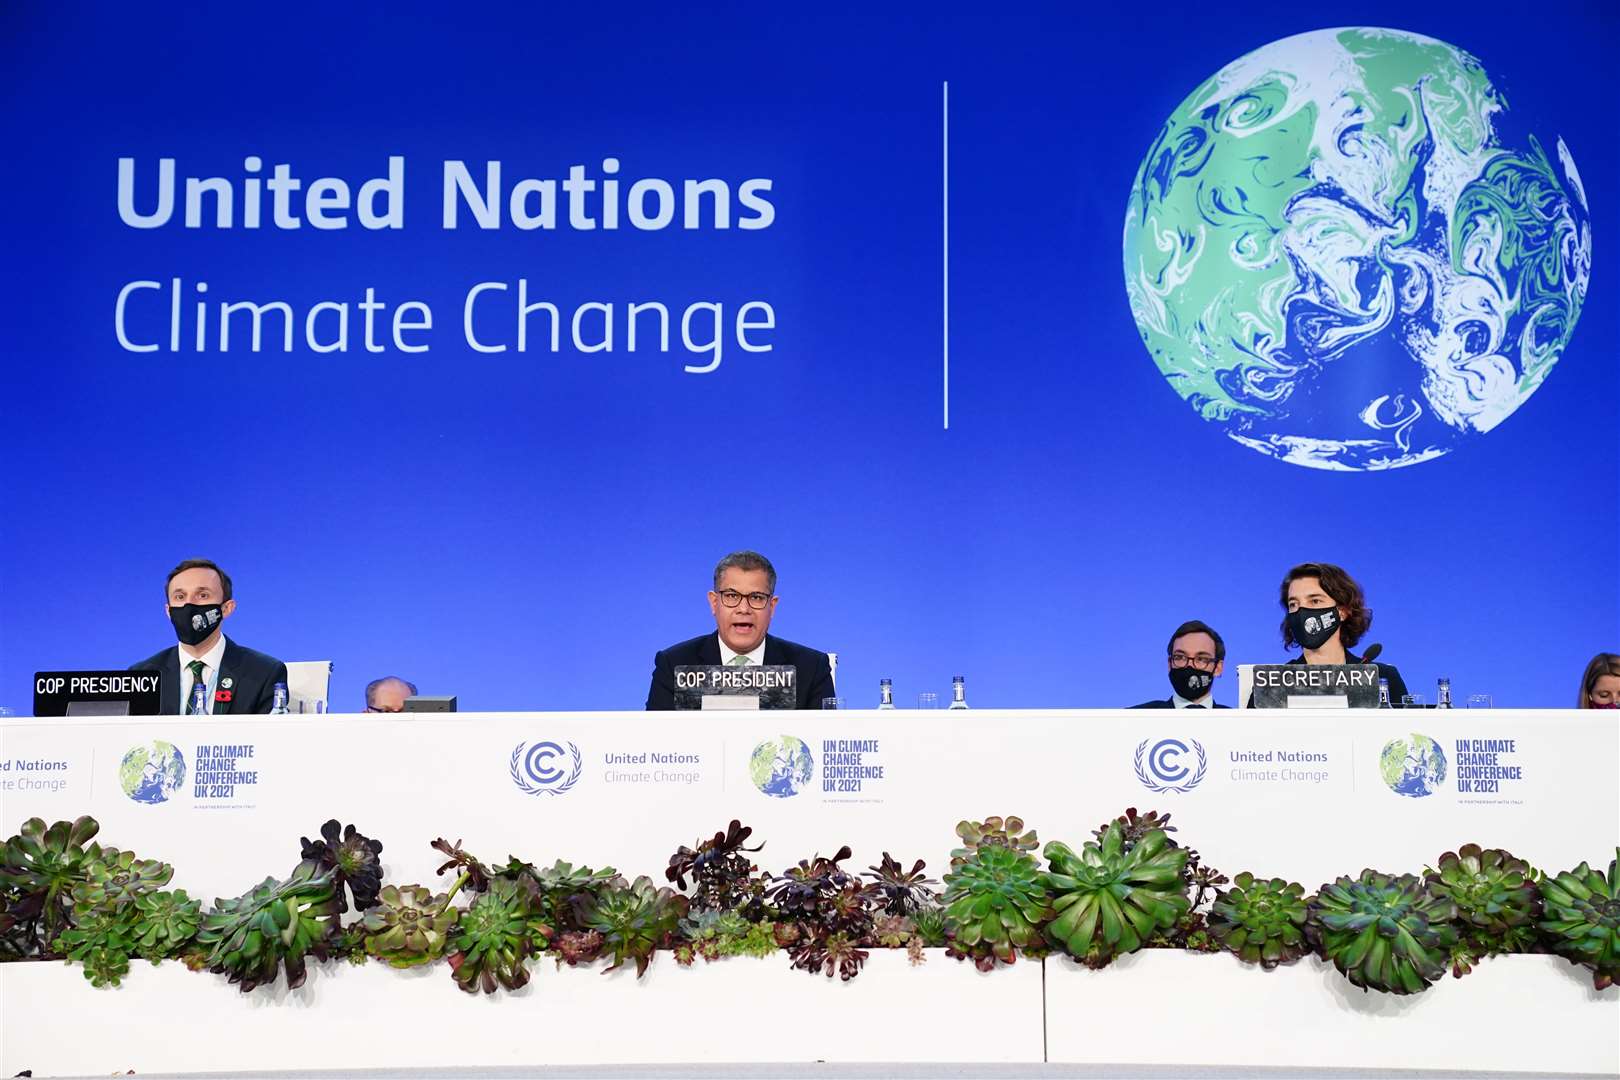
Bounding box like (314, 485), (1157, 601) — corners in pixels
(169, 602), (224, 647)
(1169, 666), (1214, 701)
(1288, 605), (1341, 651)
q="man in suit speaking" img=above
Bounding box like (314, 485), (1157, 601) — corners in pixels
(131, 558), (288, 714)
(646, 550), (836, 710)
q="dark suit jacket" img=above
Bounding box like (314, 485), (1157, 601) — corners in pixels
(1242, 652), (1410, 708)
(131, 638), (289, 715)
(1130, 697), (1231, 709)
(646, 633), (836, 710)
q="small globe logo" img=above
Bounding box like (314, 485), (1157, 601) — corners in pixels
(1379, 733), (1448, 797)
(119, 741), (186, 804)
(1123, 27), (1590, 470)
(749, 736), (814, 798)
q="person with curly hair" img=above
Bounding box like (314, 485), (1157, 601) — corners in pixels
(1273, 561), (1410, 706)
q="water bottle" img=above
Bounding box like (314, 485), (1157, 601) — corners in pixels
(1378, 678), (1392, 708)
(189, 679), (209, 715)
(1436, 677), (1452, 709)
(877, 678), (895, 710)
(271, 682), (290, 715)
(948, 675), (970, 709)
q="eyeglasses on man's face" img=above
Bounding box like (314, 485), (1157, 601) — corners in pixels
(716, 589), (773, 610)
(1170, 652), (1218, 671)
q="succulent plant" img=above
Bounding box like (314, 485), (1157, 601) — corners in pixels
(666, 820), (769, 916)
(0, 816), (105, 955)
(361, 884), (457, 969)
(1538, 850), (1620, 990)
(554, 929), (605, 966)
(951, 816), (1039, 862)
(431, 836), (492, 893)
(1207, 873), (1311, 969)
(71, 848), (175, 910)
(55, 905), (139, 986)
(131, 888), (203, 959)
(1093, 808), (1177, 850)
(1424, 845), (1541, 976)
(572, 875), (688, 977)
(1308, 870), (1458, 995)
(1043, 823), (1189, 969)
(911, 903), (948, 948)
(299, 820), (385, 913)
(511, 858), (624, 933)
(195, 863), (341, 992)
(863, 853), (939, 916)
(448, 877), (549, 994)
(790, 931), (868, 981)
(942, 819), (1053, 971)
(676, 909), (780, 962)
(768, 846), (879, 979)
(873, 913), (914, 947)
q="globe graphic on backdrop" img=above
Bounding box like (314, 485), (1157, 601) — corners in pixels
(1123, 27), (1591, 470)
(749, 736), (815, 798)
(1379, 734), (1448, 797)
(119, 740), (186, 804)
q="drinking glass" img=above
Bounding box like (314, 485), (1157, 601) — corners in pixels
(916, 692), (939, 709)
(1466, 694), (1494, 709)
(1400, 694), (1426, 709)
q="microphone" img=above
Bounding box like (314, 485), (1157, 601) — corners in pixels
(1360, 643), (1383, 664)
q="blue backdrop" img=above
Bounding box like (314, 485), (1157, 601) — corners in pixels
(2, 3), (1615, 711)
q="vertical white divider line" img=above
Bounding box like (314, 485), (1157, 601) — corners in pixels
(943, 79), (950, 430)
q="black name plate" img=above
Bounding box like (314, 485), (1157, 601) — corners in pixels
(673, 665), (796, 710)
(34, 670), (163, 717)
(1250, 664), (1380, 709)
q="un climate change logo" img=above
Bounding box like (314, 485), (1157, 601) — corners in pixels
(120, 741), (185, 804)
(1135, 738), (1207, 794)
(1380, 734), (1448, 798)
(749, 736), (814, 798)
(510, 740), (583, 797)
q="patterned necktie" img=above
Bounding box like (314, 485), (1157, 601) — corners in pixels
(729, 655), (752, 667)
(186, 659), (208, 715)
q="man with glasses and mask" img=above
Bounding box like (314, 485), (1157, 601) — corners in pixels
(1131, 620), (1230, 709)
(645, 550), (836, 710)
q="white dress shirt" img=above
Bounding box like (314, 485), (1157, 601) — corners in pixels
(717, 633), (766, 667)
(1172, 690), (1213, 708)
(176, 635), (228, 714)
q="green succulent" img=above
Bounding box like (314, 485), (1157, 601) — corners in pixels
(195, 863), (341, 992)
(1538, 850), (1620, 990)
(449, 878), (549, 994)
(55, 905), (140, 986)
(573, 875), (688, 977)
(0, 816), (104, 953)
(1424, 845), (1541, 976)
(951, 816), (1039, 862)
(362, 884), (458, 969)
(942, 821), (1053, 971)
(1207, 873), (1310, 969)
(911, 903), (947, 948)
(1308, 870), (1458, 995)
(1043, 823), (1190, 969)
(131, 889), (203, 959)
(520, 858), (623, 932)
(71, 848), (175, 910)
(677, 909), (779, 960)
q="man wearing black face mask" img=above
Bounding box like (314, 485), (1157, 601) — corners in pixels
(1274, 561), (1409, 704)
(130, 559), (288, 715)
(1131, 620), (1231, 709)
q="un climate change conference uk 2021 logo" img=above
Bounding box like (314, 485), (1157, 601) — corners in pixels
(1124, 27), (1590, 471)
(510, 740), (582, 796)
(1135, 738), (1207, 794)
(750, 736), (814, 798)
(119, 741), (185, 804)
(1380, 733), (1448, 798)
